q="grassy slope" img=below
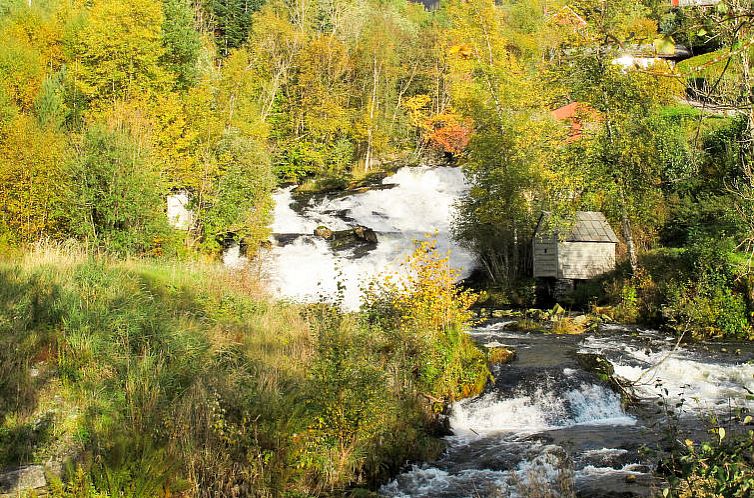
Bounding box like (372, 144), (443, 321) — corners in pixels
(0, 245), (487, 497)
(1, 246), (313, 495)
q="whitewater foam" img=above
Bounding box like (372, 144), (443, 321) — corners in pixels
(449, 382), (635, 440)
(264, 166), (476, 309)
(582, 335), (754, 413)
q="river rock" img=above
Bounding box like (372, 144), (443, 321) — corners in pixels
(324, 226), (380, 252)
(576, 352), (615, 379)
(487, 346), (516, 365)
(352, 225), (378, 243)
(0, 465), (46, 495)
(576, 352), (638, 403)
(313, 226), (333, 239)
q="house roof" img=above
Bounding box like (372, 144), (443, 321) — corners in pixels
(551, 102), (599, 121)
(568, 211), (619, 243)
(551, 102), (600, 141)
(536, 211), (619, 243)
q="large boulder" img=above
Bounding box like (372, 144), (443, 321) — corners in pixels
(0, 465), (46, 496)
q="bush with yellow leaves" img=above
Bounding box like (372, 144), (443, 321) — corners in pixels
(362, 238), (490, 401)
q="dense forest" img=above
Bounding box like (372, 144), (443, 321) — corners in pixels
(1, 0), (753, 337)
(2, 0), (754, 495)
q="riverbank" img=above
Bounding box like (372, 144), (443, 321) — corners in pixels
(0, 244), (488, 497)
(469, 242), (754, 342)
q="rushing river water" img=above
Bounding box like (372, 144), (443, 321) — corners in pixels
(381, 323), (754, 497)
(262, 165), (754, 497)
(264, 166), (475, 309)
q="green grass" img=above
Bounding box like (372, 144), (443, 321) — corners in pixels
(0, 243), (486, 497)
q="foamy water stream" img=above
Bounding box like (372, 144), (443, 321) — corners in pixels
(382, 324), (754, 497)
(264, 166), (475, 309)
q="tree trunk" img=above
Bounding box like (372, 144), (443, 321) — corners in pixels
(622, 214), (638, 275)
(365, 55), (379, 173)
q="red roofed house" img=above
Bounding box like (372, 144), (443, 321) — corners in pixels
(551, 102), (600, 141)
(670, 0), (719, 6)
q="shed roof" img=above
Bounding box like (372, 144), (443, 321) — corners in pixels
(536, 211), (619, 243)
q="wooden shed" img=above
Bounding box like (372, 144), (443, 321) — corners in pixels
(533, 211), (618, 297)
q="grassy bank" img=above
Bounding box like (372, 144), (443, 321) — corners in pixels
(0, 244), (488, 497)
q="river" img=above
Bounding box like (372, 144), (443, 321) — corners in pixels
(257, 165), (754, 497)
(381, 323), (754, 497)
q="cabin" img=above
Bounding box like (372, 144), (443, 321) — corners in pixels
(533, 211), (618, 299)
(671, 0), (719, 7)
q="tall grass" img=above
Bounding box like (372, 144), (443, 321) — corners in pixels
(0, 243), (487, 496)
(1, 244), (315, 494)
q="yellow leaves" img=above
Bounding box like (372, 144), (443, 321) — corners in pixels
(68, 0), (169, 109)
(403, 94), (431, 113)
(152, 92), (200, 188)
(449, 44), (473, 59)
(0, 114), (68, 242)
(0, 37), (44, 113)
(403, 94), (432, 130)
(364, 237), (477, 336)
(295, 35), (353, 139)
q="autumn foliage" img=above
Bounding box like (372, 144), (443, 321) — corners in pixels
(425, 112), (473, 155)
(362, 239), (489, 400)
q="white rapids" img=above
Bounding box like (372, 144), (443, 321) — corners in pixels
(580, 334), (754, 414)
(381, 323), (652, 498)
(263, 166), (476, 309)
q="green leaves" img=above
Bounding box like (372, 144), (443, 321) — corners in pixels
(67, 124), (172, 255)
(160, 0), (201, 89)
(653, 35), (676, 55)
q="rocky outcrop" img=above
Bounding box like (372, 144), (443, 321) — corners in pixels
(576, 352), (615, 379)
(314, 226), (334, 239)
(352, 225), (378, 243)
(313, 225), (379, 251)
(487, 346), (517, 365)
(576, 352), (638, 404)
(0, 465), (46, 496)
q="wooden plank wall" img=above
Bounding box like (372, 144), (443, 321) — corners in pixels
(533, 237), (558, 277)
(557, 242), (615, 279)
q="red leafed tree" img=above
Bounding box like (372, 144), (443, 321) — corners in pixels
(425, 112), (472, 155)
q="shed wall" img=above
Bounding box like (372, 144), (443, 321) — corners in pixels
(533, 237), (558, 278)
(557, 242), (615, 279)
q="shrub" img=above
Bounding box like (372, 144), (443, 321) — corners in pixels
(361, 239), (490, 400)
(667, 419), (754, 497)
(1, 243), (488, 496)
(67, 125), (175, 256)
(660, 238), (752, 339)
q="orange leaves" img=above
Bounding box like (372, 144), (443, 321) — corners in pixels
(424, 112), (473, 155)
(401, 96), (473, 156)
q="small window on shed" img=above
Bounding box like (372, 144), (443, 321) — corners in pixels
(544, 248), (548, 253)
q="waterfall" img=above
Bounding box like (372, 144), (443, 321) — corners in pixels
(263, 166), (477, 310)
